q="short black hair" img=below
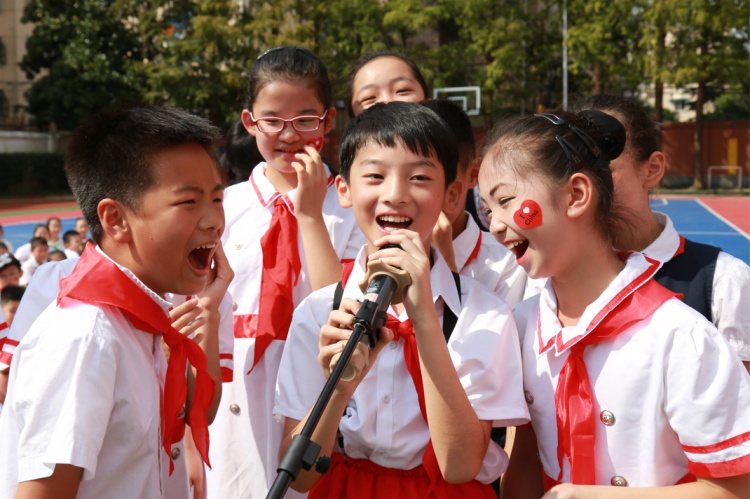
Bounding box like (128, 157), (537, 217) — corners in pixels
(345, 50), (429, 118)
(63, 230), (80, 245)
(338, 101), (457, 187)
(1, 285), (24, 306)
(65, 105), (222, 244)
(30, 237), (48, 250)
(420, 99), (475, 170)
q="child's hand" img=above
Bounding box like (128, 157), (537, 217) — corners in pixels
(318, 298), (393, 396)
(196, 241), (233, 313)
(164, 298), (205, 360)
(431, 211), (457, 273)
(291, 145), (328, 221)
(371, 230), (433, 321)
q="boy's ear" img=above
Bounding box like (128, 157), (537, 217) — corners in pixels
(240, 109), (257, 137)
(98, 198), (132, 244)
(565, 172), (594, 220)
(324, 107), (337, 134)
(335, 175), (352, 208)
(466, 157), (481, 189)
(443, 179), (464, 213)
(642, 151), (666, 189)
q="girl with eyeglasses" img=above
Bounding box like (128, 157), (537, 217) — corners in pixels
(206, 46), (366, 499)
(479, 110), (750, 498)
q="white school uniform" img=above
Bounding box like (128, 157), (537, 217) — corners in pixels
(0, 256), (234, 499)
(274, 246), (530, 483)
(13, 243), (32, 265)
(513, 252), (750, 487)
(0, 253), (173, 498)
(64, 248), (80, 259)
(453, 213), (527, 307)
(18, 257), (41, 286)
(646, 212), (750, 360)
(207, 163), (365, 499)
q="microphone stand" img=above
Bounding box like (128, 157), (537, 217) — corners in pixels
(267, 319), (375, 499)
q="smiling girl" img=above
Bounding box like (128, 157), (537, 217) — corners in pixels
(480, 110), (750, 499)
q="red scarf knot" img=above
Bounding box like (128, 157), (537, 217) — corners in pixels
(58, 244), (215, 474)
(249, 194), (301, 373)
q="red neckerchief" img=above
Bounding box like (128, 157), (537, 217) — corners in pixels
(58, 244), (215, 473)
(546, 258), (678, 484)
(460, 231), (482, 272)
(384, 315), (494, 497)
(249, 193), (301, 373)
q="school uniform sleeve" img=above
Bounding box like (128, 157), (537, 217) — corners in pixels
(273, 285), (334, 422)
(0, 259), (77, 370)
(712, 251), (750, 361)
(663, 301), (750, 478)
(449, 279), (530, 428)
(13, 305), (117, 483)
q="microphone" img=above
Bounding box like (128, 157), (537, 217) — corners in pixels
(330, 244), (411, 381)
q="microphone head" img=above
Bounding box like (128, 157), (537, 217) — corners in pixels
(358, 255), (412, 304)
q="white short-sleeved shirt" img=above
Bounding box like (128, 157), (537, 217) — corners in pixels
(645, 212), (750, 360)
(0, 255), (233, 498)
(0, 253), (173, 498)
(453, 214), (527, 307)
(18, 257), (41, 287)
(274, 246), (530, 484)
(13, 243), (31, 265)
(514, 252), (750, 486)
(206, 163), (365, 499)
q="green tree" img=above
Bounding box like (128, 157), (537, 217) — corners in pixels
(20, 0), (145, 130)
(667, 0), (749, 188)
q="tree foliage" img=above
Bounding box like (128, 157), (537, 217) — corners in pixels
(18, 0), (750, 139)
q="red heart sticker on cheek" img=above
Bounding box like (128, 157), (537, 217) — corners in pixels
(305, 137), (324, 152)
(513, 200), (543, 229)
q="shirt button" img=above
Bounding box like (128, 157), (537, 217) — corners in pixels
(383, 395), (391, 404)
(171, 447), (181, 460)
(229, 404), (241, 415)
(600, 410), (616, 426)
(389, 342), (398, 349)
(524, 390), (534, 405)
(610, 475), (628, 487)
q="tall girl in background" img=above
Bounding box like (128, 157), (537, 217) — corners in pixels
(206, 46), (365, 498)
(480, 110), (750, 498)
(46, 217), (63, 252)
(572, 95), (750, 372)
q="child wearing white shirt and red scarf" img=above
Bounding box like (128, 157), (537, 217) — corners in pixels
(480, 109), (750, 498)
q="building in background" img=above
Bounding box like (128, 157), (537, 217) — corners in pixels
(0, 0), (33, 130)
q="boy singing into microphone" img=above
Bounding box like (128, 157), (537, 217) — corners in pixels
(274, 102), (529, 498)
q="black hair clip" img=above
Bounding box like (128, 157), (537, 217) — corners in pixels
(535, 113), (600, 167)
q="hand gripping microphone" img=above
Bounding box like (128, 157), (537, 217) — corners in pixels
(331, 244), (411, 381)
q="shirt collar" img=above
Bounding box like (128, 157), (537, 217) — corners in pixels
(536, 252), (658, 357)
(453, 213), (481, 271)
(641, 212), (679, 263)
(95, 246), (172, 313)
(250, 161), (334, 209)
(344, 244), (462, 320)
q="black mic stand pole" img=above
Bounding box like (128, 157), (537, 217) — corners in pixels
(267, 319), (374, 499)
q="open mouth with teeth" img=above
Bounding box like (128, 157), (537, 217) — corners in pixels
(188, 243), (217, 271)
(505, 239), (529, 260)
(377, 215), (412, 232)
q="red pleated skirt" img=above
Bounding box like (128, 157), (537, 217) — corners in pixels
(309, 453), (496, 499)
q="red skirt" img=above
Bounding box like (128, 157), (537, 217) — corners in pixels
(309, 453), (496, 499)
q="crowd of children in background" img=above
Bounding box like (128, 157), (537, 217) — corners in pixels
(0, 45), (747, 499)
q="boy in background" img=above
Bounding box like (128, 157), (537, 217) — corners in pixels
(62, 230), (83, 259)
(0, 286), (24, 328)
(423, 99), (527, 308)
(19, 237), (49, 286)
(0, 105), (231, 498)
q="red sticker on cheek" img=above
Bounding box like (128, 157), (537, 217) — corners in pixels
(513, 200), (543, 228)
(305, 137), (324, 152)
